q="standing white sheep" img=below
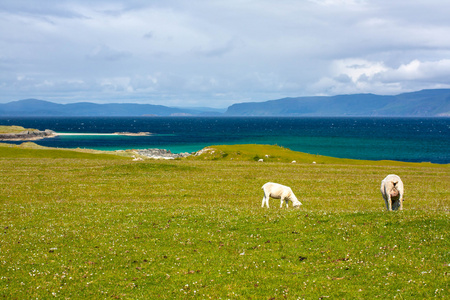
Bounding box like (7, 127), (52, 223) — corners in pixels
(261, 182), (302, 208)
(380, 174), (404, 211)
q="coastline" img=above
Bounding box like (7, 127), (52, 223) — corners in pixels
(0, 131), (152, 141)
(56, 132), (151, 136)
(1, 118), (448, 163)
(0, 129), (57, 141)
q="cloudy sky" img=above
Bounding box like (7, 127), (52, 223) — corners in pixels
(1, 0), (450, 107)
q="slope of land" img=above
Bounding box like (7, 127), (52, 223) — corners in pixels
(0, 143), (448, 299)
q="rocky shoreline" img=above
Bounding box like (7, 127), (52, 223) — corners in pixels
(134, 148), (191, 159)
(0, 129), (57, 141)
(0, 128), (191, 159)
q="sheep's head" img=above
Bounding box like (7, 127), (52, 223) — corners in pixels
(293, 201), (302, 208)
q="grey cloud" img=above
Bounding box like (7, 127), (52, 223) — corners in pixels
(192, 38), (242, 58)
(143, 31), (154, 39)
(334, 74), (352, 83)
(86, 45), (132, 61)
(1, 0), (450, 106)
(0, 1), (87, 19)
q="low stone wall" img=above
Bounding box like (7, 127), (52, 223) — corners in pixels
(0, 129), (57, 141)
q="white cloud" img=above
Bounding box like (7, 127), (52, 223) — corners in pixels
(308, 0), (366, 7)
(1, 0), (450, 106)
(380, 59), (450, 82)
(312, 58), (450, 95)
(331, 59), (388, 82)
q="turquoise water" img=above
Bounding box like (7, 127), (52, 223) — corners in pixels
(1, 117), (449, 163)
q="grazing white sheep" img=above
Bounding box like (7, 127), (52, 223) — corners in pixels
(380, 174), (404, 211)
(261, 182), (302, 208)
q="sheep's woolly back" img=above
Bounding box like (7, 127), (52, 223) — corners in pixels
(262, 182), (301, 204)
(262, 182), (292, 198)
(380, 174), (404, 211)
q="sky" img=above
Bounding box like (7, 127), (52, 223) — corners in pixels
(1, 0), (450, 108)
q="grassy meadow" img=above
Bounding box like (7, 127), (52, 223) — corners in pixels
(0, 143), (449, 299)
(0, 126), (37, 134)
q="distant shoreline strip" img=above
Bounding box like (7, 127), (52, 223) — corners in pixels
(56, 132), (151, 137)
(0, 131), (152, 141)
(57, 133), (116, 136)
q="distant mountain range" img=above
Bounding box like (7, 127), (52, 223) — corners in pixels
(1, 89), (449, 117)
(0, 99), (225, 117)
(225, 89), (450, 117)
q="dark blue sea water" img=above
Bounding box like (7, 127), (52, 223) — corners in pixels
(1, 117), (449, 164)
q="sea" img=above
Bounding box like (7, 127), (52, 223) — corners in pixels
(1, 117), (449, 164)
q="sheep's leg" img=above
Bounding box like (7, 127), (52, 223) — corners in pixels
(392, 196), (402, 211)
(383, 194), (390, 211)
(262, 196), (269, 208)
(280, 197), (288, 208)
(398, 194), (403, 211)
(387, 195), (392, 211)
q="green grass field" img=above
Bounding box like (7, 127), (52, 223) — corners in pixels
(0, 143), (448, 299)
(0, 126), (37, 134)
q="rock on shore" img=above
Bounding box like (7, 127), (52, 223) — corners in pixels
(136, 148), (191, 159)
(0, 129), (57, 141)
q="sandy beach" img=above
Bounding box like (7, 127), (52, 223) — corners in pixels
(56, 133), (117, 136)
(56, 132), (151, 136)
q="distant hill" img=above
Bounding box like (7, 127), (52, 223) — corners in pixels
(1, 89), (449, 117)
(225, 89), (450, 117)
(0, 99), (223, 117)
